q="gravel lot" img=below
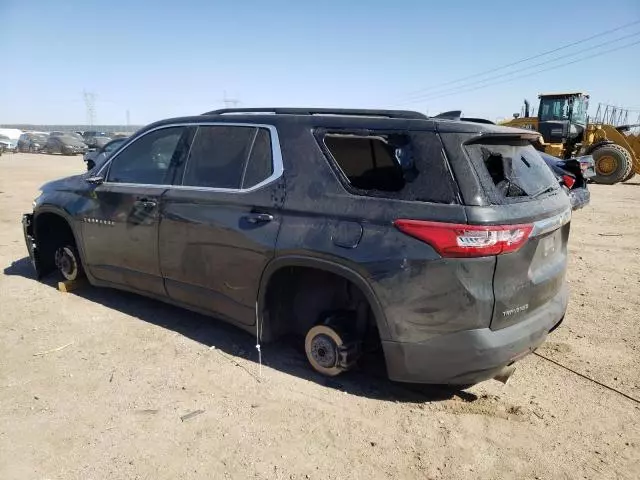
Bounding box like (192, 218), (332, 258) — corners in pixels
(1, 153), (639, 480)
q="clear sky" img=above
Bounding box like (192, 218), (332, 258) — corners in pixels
(1, 0), (639, 125)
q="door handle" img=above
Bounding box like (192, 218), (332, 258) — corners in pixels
(245, 213), (273, 224)
(134, 199), (157, 208)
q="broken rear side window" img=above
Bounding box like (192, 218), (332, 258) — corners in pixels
(321, 131), (456, 204)
(465, 140), (558, 199)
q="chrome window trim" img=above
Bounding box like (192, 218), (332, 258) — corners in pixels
(96, 122), (284, 193)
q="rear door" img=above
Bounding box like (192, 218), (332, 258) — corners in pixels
(159, 123), (284, 326)
(442, 133), (572, 330)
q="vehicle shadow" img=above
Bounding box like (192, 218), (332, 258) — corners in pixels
(4, 256), (477, 404)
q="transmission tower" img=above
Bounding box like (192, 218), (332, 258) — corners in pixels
(83, 90), (97, 127)
(221, 90), (240, 108)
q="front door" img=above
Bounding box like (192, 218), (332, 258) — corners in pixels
(81, 126), (191, 295)
(159, 124), (283, 325)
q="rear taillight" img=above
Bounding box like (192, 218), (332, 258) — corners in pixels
(393, 220), (533, 258)
(562, 175), (576, 189)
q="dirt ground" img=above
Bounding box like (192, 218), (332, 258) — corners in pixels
(0, 153), (639, 480)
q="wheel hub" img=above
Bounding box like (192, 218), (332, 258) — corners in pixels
(597, 155), (617, 175)
(310, 334), (337, 369)
(54, 247), (77, 279)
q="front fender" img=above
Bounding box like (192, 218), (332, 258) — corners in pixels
(32, 204), (88, 276)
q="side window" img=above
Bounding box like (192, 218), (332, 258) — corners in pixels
(324, 134), (405, 191)
(107, 127), (184, 185)
(182, 126), (256, 189)
(242, 128), (273, 188)
(320, 130), (456, 203)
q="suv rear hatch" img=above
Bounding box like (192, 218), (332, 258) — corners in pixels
(440, 128), (571, 330)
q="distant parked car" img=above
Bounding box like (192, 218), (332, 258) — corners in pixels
(70, 132), (85, 142)
(49, 131), (84, 142)
(18, 133), (49, 153)
(111, 133), (130, 139)
(44, 135), (88, 155)
(83, 137), (128, 170)
(82, 131), (109, 148)
(540, 153), (595, 210)
(0, 135), (18, 153)
(0, 128), (23, 145)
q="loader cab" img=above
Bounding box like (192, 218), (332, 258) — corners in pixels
(537, 93), (589, 157)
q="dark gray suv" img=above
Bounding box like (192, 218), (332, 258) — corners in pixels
(22, 108), (571, 386)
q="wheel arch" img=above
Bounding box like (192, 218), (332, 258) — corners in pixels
(33, 206), (87, 272)
(34, 206), (79, 241)
(257, 255), (390, 341)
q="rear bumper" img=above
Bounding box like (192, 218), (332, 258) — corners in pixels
(382, 285), (568, 385)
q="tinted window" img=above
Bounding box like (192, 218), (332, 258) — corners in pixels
(325, 135), (402, 191)
(182, 126), (255, 189)
(242, 128), (273, 188)
(107, 127), (184, 184)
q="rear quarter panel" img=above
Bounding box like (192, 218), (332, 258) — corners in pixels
(274, 125), (496, 342)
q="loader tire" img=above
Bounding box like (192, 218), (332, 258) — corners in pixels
(621, 167), (636, 182)
(591, 144), (633, 185)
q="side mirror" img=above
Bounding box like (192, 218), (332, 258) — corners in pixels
(86, 159), (95, 171)
(86, 175), (103, 185)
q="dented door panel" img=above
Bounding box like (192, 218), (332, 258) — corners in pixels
(159, 185), (282, 326)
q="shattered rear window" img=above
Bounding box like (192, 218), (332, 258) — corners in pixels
(320, 130), (457, 204)
(465, 140), (558, 199)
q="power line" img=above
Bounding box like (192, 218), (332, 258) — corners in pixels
(395, 38), (640, 106)
(393, 19), (640, 102)
(395, 30), (640, 104)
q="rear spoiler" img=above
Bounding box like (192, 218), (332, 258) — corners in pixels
(433, 110), (462, 120)
(433, 111), (497, 125)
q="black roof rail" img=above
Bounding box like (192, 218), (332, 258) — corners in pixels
(201, 107), (428, 120)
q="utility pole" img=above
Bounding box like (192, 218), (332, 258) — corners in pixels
(83, 90), (97, 128)
(221, 90), (240, 108)
(126, 109), (130, 129)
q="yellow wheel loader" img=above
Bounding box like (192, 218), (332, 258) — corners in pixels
(502, 93), (640, 184)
